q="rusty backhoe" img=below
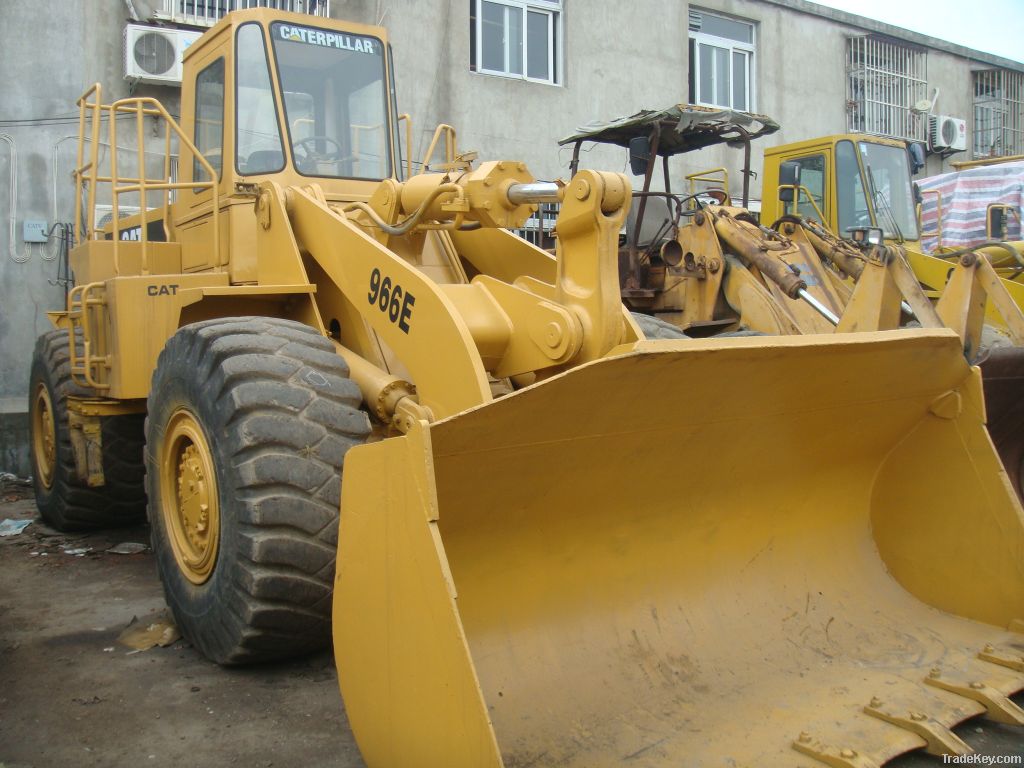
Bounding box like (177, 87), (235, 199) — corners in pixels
(26, 17), (1024, 768)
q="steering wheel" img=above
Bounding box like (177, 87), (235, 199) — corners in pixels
(292, 136), (343, 169)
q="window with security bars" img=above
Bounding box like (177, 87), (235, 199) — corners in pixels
(974, 69), (1024, 158)
(846, 35), (927, 142)
(155, 0), (329, 27)
(688, 9), (755, 111)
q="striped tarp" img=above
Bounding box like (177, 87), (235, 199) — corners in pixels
(917, 162), (1024, 251)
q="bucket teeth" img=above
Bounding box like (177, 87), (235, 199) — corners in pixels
(924, 669), (1024, 726)
(791, 734), (882, 768)
(862, 699), (973, 757)
(978, 643), (1024, 674)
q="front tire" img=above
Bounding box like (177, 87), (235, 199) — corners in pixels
(145, 317), (371, 664)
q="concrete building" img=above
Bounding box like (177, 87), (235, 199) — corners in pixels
(1, 0), (1022, 473)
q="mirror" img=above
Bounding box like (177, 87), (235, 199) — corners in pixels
(989, 205), (1008, 240)
(629, 136), (651, 176)
(778, 160), (800, 203)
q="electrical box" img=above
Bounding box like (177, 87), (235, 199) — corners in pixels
(23, 220), (48, 243)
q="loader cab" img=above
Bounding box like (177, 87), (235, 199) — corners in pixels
(177, 10), (396, 205)
(172, 9), (398, 277)
(763, 135), (919, 244)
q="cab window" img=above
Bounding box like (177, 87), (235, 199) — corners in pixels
(788, 154), (826, 221)
(236, 23), (285, 175)
(836, 140), (871, 235)
(270, 22), (391, 180)
(193, 57), (225, 186)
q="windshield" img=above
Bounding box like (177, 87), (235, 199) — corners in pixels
(270, 22), (391, 180)
(857, 142), (918, 241)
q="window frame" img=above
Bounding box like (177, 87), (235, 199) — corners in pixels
(472, 0), (562, 86)
(192, 55), (225, 191)
(268, 21), (392, 182)
(786, 153), (828, 222)
(688, 9), (755, 111)
(845, 35), (928, 143)
(235, 22), (286, 177)
(973, 69), (1024, 158)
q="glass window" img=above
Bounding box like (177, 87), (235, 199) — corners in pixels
(836, 140), (871, 234)
(472, 1), (560, 85)
(788, 154), (826, 221)
(973, 69), (1024, 157)
(688, 9), (755, 111)
(270, 22), (391, 180)
(858, 142), (919, 240)
(236, 24), (284, 175)
(846, 35), (927, 142)
(193, 57), (225, 186)
(526, 10), (551, 80)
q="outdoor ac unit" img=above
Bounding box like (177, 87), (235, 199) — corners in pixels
(930, 115), (968, 152)
(93, 204), (140, 233)
(123, 24), (201, 85)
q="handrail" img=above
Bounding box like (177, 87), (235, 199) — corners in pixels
(420, 124), (458, 174)
(351, 122), (386, 178)
(397, 113), (412, 179)
(986, 203), (1021, 242)
(778, 184), (829, 225)
(73, 83), (220, 275)
(67, 282), (110, 390)
(686, 167), (730, 201)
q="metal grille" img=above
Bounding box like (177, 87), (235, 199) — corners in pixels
(155, 0), (330, 27)
(846, 35), (927, 142)
(973, 69), (1024, 158)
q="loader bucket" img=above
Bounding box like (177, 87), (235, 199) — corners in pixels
(979, 345), (1024, 501)
(334, 329), (1024, 768)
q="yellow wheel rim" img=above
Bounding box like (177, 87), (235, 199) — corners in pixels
(160, 408), (220, 585)
(32, 383), (57, 490)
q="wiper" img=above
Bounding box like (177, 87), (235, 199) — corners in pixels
(866, 166), (904, 243)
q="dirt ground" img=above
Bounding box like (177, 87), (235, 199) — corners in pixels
(0, 492), (365, 768)
(0, 488), (1021, 767)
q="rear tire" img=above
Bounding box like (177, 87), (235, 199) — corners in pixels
(29, 330), (146, 530)
(145, 317), (371, 664)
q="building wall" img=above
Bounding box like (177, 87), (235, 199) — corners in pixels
(334, 0), (689, 180)
(0, 1), (181, 474)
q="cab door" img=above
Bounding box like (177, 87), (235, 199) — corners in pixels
(173, 28), (232, 272)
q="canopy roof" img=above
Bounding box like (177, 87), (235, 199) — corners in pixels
(559, 104), (780, 156)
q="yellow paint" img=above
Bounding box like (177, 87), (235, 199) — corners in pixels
(335, 330), (1024, 767)
(158, 408), (220, 585)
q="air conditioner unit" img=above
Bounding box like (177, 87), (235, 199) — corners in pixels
(930, 115), (968, 152)
(93, 204), (141, 234)
(123, 24), (202, 85)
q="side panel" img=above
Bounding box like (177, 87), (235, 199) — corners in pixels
(104, 273), (230, 399)
(69, 241), (183, 284)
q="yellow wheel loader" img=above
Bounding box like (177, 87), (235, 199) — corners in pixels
(758, 135), (1024, 498)
(26, 15), (1024, 767)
